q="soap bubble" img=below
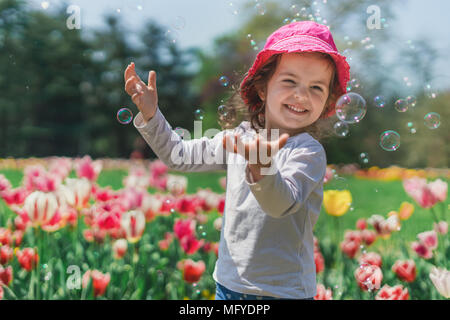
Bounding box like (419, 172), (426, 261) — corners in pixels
(333, 121), (349, 137)
(255, 2), (266, 15)
(194, 108), (205, 121)
(394, 99), (408, 112)
(406, 95), (416, 107)
(164, 29), (179, 44)
(335, 92), (367, 123)
(424, 112), (440, 129)
(228, 2), (239, 15)
(359, 153), (369, 164)
(380, 130), (400, 151)
(117, 108), (133, 124)
(373, 96), (386, 108)
(172, 16), (186, 30)
(424, 84), (437, 99)
(219, 76), (229, 87)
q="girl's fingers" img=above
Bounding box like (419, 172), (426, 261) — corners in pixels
(125, 76), (139, 95)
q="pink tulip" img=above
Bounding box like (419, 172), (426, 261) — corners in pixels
(323, 166), (334, 184)
(411, 241), (433, 259)
(355, 264), (383, 291)
(402, 177), (446, 208)
(173, 218), (196, 240)
(0, 174), (12, 192)
(417, 230), (438, 250)
(121, 210), (146, 243)
(1, 187), (29, 206)
(149, 160), (168, 178)
(75, 156), (102, 182)
(361, 229), (377, 246)
(314, 284), (333, 300)
(428, 179), (448, 202)
(358, 252), (382, 268)
(48, 157), (72, 180)
(23, 191), (58, 227)
(392, 259), (416, 282)
(177, 259), (205, 283)
(65, 178), (91, 209)
(434, 221), (448, 235)
(375, 284), (409, 300)
(112, 239), (128, 259)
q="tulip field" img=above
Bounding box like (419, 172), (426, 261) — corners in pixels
(0, 157), (448, 300)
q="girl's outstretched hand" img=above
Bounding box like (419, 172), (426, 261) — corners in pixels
(124, 62), (158, 122)
(222, 131), (290, 169)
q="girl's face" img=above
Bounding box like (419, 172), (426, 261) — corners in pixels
(259, 52), (333, 137)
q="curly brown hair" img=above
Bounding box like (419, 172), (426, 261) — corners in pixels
(222, 52), (339, 141)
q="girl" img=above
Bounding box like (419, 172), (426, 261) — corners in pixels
(124, 21), (350, 300)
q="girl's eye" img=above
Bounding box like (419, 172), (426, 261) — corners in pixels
(283, 79), (295, 84)
(311, 86), (323, 92)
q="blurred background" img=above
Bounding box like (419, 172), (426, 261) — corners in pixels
(0, 0), (448, 168)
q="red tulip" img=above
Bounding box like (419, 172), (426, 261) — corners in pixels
(340, 239), (360, 259)
(180, 235), (204, 255)
(355, 264), (383, 291)
(16, 248), (39, 271)
(314, 250), (325, 274)
(177, 259), (205, 283)
(217, 197), (225, 215)
(112, 239), (128, 259)
(0, 245), (14, 265)
(0, 228), (12, 246)
(82, 270), (110, 297)
(375, 284), (409, 300)
(0, 265), (13, 286)
(356, 218), (367, 230)
(358, 252), (382, 268)
(392, 259), (416, 282)
(361, 229), (376, 246)
(173, 218), (196, 240)
(314, 284), (333, 300)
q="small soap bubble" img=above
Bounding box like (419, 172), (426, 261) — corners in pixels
(175, 127), (187, 139)
(380, 130), (400, 151)
(255, 2), (266, 15)
(410, 128), (416, 134)
(424, 84), (437, 99)
(335, 92), (367, 123)
(359, 152), (369, 164)
(194, 108), (205, 121)
(424, 112), (440, 129)
(219, 76), (229, 87)
(164, 29), (179, 44)
(228, 2), (239, 15)
(394, 99), (408, 112)
(373, 96), (386, 108)
(117, 107), (133, 124)
(333, 121), (349, 137)
(407, 122), (413, 128)
(406, 95), (416, 107)
(44, 272), (52, 281)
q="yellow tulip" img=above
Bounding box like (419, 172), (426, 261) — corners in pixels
(397, 202), (414, 220)
(323, 190), (352, 217)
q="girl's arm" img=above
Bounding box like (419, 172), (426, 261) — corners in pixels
(134, 107), (227, 172)
(244, 143), (327, 219)
(125, 63), (227, 172)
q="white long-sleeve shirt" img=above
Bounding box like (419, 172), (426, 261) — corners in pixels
(134, 107), (327, 299)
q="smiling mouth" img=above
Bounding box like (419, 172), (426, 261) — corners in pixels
(283, 104), (309, 115)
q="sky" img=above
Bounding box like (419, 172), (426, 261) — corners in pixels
(26, 0), (450, 89)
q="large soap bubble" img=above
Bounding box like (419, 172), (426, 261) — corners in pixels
(335, 92), (367, 123)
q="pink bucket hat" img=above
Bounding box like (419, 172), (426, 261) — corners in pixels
(240, 21), (350, 118)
